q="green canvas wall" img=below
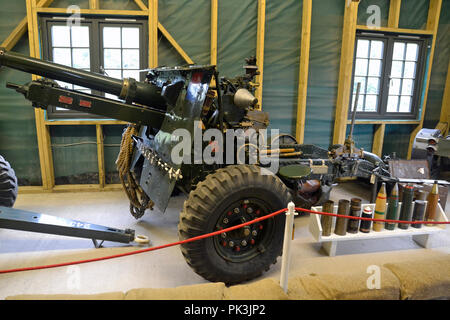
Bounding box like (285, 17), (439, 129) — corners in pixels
(0, 0), (448, 186)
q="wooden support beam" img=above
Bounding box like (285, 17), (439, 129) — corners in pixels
(210, 0), (218, 66)
(1, 0), (54, 51)
(96, 125), (105, 188)
(356, 25), (434, 35)
(89, 0), (99, 10)
(158, 22), (193, 64)
(254, 0), (266, 110)
(407, 0), (442, 159)
(333, 0), (360, 145)
(36, 7), (149, 16)
(148, 0), (158, 68)
(372, 123), (385, 156)
(295, 0), (312, 144)
(388, 0), (402, 28)
(133, 0), (148, 11)
(436, 60), (450, 136)
(26, 0), (55, 190)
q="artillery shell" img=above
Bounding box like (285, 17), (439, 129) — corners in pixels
(321, 200), (334, 237)
(385, 183), (399, 230)
(359, 206), (373, 233)
(416, 190), (427, 201)
(398, 184), (414, 229)
(425, 181), (439, 227)
(412, 200), (426, 229)
(347, 198), (362, 234)
(334, 199), (349, 236)
(373, 183), (387, 232)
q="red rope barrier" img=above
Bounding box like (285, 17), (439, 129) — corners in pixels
(0, 206), (448, 275)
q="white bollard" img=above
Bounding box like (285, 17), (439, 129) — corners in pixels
(280, 201), (297, 293)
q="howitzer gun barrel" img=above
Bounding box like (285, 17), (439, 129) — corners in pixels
(0, 48), (166, 109)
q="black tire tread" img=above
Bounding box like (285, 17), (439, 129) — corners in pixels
(0, 155), (18, 207)
(178, 165), (291, 284)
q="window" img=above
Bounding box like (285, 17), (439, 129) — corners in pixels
(350, 31), (429, 119)
(40, 16), (148, 119)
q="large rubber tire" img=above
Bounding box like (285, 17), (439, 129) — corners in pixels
(178, 165), (291, 285)
(0, 155), (18, 207)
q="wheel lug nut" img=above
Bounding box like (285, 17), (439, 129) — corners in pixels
(221, 232), (227, 238)
(247, 207), (253, 214)
(252, 230), (258, 236)
(233, 207), (240, 214)
(228, 241), (234, 247)
(241, 240), (247, 246)
(223, 217), (229, 224)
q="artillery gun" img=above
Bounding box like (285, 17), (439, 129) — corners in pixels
(0, 48), (400, 284)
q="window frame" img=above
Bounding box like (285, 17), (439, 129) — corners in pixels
(349, 30), (430, 120)
(39, 14), (148, 120)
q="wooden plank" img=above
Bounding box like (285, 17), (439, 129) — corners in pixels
(356, 25), (434, 35)
(210, 0), (218, 66)
(52, 184), (123, 193)
(407, 0), (442, 159)
(346, 120), (420, 125)
(36, 7), (149, 16)
(333, 0), (360, 145)
(148, 0), (158, 68)
(437, 60), (450, 136)
(295, 0), (312, 144)
(372, 123), (385, 156)
(45, 120), (128, 126)
(133, 0), (148, 11)
(254, 0), (266, 111)
(88, 0), (99, 10)
(158, 22), (193, 64)
(387, 0), (402, 28)
(26, 0), (55, 190)
(96, 125), (105, 188)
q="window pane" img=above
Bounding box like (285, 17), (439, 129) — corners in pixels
(122, 28), (139, 48)
(399, 96), (412, 112)
(391, 60), (403, 78)
(104, 69), (122, 79)
(370, 41), (383, 59)
(53, 48), (72, 66)
(368, 59), (381, 76)
(122, 69), (140, 80)
(365, 95), (378, 112)
(122, 49), (139, 69)
(356, 40), (369, 58)
(103, 27), (121, 48)
(401, 79), (414, 96)
(403, 61), (416, 78)
(71, 26), (89, 47)
(51, 25), (70, 47)
(104, 49), (121, 68)
(405, 43), (418, 61)
(366, 77), (379, 94)
(72, 48), (90, 69)
(355, 58), (368, 76)
(352, 94), (364, 111)
(353, 77), (366, 94)
(389, 78), (401, 95)
(392, 42), (405, 60)
(387, 95), (399, 112)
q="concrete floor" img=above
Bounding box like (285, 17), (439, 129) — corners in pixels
(0, 181), (448, 299)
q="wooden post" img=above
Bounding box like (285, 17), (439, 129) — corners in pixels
(148, 0), (158, 68)
(254, 0), (266, 110)
(88, 0), (99, 10)
(96, 125), (105, 188)
(387, 0), (402, 28)
(437, 61), (450, 136)
(26, 0), (55, 190)
(407, 0), (442, 159)
(372, 123), (385, 156)
(333, 0), (360, 145)
(295, 0), (312, 144)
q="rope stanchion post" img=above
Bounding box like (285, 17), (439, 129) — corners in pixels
(280, 201), (297, 293)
